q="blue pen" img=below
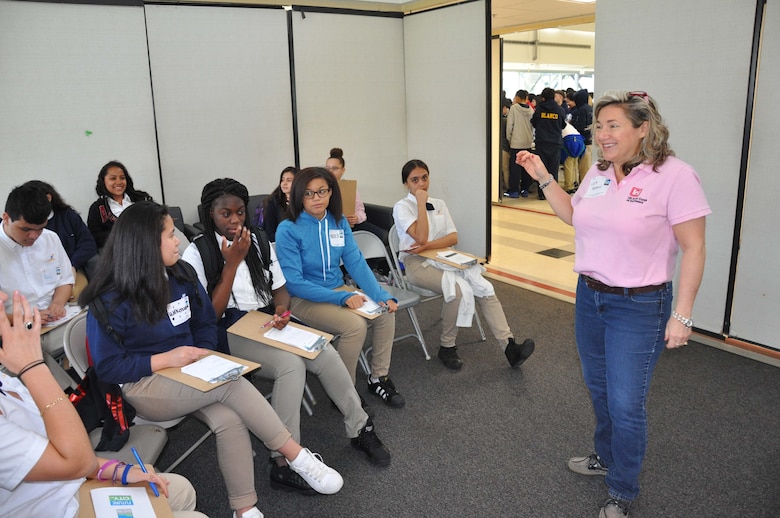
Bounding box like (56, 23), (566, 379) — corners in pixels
(131, 447), (160, 497)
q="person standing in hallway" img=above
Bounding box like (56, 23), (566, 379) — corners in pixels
(505, 89), (535, 198)
(568, 89), (594, 185)
(531, 87), (566, 200)
(517, 90), (710, 518)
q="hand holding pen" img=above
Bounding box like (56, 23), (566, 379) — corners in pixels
(261, 308), (291, 330)
(130, 447), (161, 497)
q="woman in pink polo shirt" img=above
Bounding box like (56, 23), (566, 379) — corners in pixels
(517, 91), (710, 518)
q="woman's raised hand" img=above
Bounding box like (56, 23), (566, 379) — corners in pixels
(515, 151), (548, 181)
(0, 291), (44, 374)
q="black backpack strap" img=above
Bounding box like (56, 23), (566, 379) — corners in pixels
(193, 233), (223, 296)
(91, 296), (123, 344)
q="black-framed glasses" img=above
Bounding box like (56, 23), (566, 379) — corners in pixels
(303, 188), (332, 199)
(628, 91), (650, 102)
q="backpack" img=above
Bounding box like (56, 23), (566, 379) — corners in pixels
(68, 295), (137, 451)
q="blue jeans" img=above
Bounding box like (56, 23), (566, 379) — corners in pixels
(575, 275), (671, 502)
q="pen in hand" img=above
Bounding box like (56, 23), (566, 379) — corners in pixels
(131, 447), (160, 497)
(261, 310), (292, 329)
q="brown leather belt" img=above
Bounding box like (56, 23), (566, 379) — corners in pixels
(583, 275), (667, 295)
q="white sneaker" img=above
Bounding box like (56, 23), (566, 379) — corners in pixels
(288, 448), (344, 495)
(233, 507), (264, 518)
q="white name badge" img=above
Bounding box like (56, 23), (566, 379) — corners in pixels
(167, 294), (191, 327)
(329, 229), (345, 247)
(584, 176), (611, 198)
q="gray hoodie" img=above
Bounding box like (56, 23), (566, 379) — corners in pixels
(506, 102), (534, 149)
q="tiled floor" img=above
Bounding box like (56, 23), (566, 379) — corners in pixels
(486, 194), (577, 303)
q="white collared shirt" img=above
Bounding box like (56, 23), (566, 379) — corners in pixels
(0, 221), (75, 313)
(181, 232), (286, 312)
(107, 193), (133, 218)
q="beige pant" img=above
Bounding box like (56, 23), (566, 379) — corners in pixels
(563, 156), (579, 191)
(289, 296), (396, 383)
(123, 374), (291, 511)
(228, 333), (369, 448)
(579, 145), (593, 182)
(403, 255), (512, 348)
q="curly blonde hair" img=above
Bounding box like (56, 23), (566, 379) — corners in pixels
(594, 90), (674, 175)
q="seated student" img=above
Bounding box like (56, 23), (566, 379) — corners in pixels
(0, 289), (208, 518)
(25, 180), (98, 282)
(182, 178), (391, 487)
(0, 184), (74, 366)
(79, 201), (343, 518)
(261, 167), (297, 242)
(392, 159), (536, 371)
(87, 160), (153, 249)
(275, 168), (405, 408)
(325, 148), (388, 244)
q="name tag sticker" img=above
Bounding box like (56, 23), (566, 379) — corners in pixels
(585, 176), (611, 198)
(329, 229), (345, 247)
(167, 294), (191, 326)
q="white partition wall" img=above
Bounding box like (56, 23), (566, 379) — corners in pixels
(292, 10), (407, 206)
(730, 0), (780, 347)
(596, 0), (777, 349)
(0, 0), (160, 215)
(145, 4), (294, 223)
(404, 0), (489, 256)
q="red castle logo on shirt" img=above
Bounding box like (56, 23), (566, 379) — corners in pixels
(626, 186), (647, 204)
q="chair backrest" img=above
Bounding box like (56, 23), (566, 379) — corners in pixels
(387, 225), (410, 290)
(63, 312), (89, 378)
(167, 205), (186, 233)
(352, 230), (420, 310)
(352, 230), (390, 263)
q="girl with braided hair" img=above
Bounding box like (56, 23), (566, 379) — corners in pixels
(181, 179), (391, 494)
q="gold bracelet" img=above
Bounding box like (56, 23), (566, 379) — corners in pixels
(40, 395), (67, 417)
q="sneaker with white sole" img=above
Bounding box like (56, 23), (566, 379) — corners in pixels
(233, 507), (264, 518)
(567, 453), (608, 476)
(599, 497), (630, 517)
(367, 375), (406, 408)
(288, 448), (344, 495)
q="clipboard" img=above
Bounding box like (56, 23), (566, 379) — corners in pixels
(157, 351), (261, 392)
(335, 285), (383, 320)
(227, 311), (333, 360)
(78, 466), (173, 518)
(339, 179), (357, 217)
(417, 248), (484, 270)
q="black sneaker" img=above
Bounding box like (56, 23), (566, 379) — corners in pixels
(437, 346), (463, 370)
(505, 338), (535, 368)
(269, 460), (316, 495)
(367, 376), (405, 408)
(351, 420), (391, 466)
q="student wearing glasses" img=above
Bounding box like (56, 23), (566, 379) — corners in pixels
(517, 90), (710, 518)
(392, 159), (535, 371)
(275, 168), (405, 409)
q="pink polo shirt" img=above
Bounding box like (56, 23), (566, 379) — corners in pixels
(571, 156), (711, 288)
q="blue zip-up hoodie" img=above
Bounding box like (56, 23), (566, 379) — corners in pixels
(275, 210), (393, 306)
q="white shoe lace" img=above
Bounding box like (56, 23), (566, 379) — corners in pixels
(290, 448), (343, 494)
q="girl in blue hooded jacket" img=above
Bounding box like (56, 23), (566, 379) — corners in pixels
(275, 167), (405, 409)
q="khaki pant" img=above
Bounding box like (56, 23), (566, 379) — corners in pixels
(579, 145), (593, 183)
(228, 333), (369, 450)
(403, 255), (512, 349)
(123, 374), (291, 511)
(289, 296), (396, 383)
